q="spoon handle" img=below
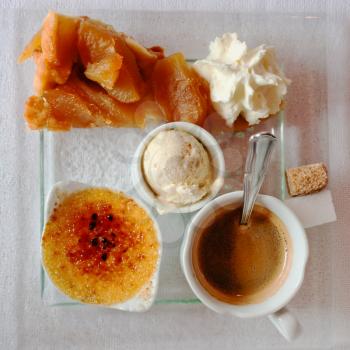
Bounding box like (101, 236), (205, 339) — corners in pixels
(240, 132), (277, 225)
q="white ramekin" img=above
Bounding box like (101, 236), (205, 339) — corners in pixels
(132, 122), (225, 214)
(41, 180), (162, 312)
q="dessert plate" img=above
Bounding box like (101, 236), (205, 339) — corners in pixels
(37, 11), (328, 306)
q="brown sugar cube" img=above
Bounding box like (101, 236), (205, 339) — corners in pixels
(285, 163), (328, 196)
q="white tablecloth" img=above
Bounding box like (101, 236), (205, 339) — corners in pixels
(1, 1), (350, 349)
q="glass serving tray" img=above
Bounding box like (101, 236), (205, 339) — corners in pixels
(38, 11), (328, 306)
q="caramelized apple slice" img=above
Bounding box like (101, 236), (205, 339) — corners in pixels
(148, 46), (165, 60)
(124, 36), (159, 64)
(72, 78), (165, 128)
(19, 12), (80, 93)
(132, 92), (166, 128)
(41, 12), (79, 66)
(18, 30), (42, 63)
(66, 75), (139, 127)
(78, 19), (123, 89)
(24, 74), (142, 131)
(123, 35), (164, 62)
(33, 52), (72, 94)
(106, 34), (145, 103)
(24, 95), (51, 130)
(25, 87), (99, 131)
(123, 35), (165, 79)
(84, 55), (123, 89)
(152, 52), (210, 125)
(105, 64), (142, 103)
(77, 19), (144, 102)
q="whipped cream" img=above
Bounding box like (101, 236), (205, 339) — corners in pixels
(194, 33), (291, 126)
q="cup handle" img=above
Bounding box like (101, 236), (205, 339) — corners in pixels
(268, 307), (301, 341)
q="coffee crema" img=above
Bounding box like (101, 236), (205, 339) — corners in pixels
(192, 205), (292, 305)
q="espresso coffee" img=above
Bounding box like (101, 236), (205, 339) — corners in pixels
(192, 205), (291, 305)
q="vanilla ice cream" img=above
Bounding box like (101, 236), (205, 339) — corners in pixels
(142, 129), (213, 206)
(194, 33), (291, 126)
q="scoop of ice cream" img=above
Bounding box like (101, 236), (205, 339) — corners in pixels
(194, 32), (291, 126)
(142, 129), (213, 206)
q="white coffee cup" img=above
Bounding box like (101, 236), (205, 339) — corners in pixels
(180, 191), (309, 341)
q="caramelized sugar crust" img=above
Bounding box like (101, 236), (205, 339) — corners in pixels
(42, 188), (160, 304)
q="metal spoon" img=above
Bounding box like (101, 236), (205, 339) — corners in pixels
(240, 132), (277, 225)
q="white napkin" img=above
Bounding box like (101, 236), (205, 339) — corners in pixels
(285, 190), (337, 229)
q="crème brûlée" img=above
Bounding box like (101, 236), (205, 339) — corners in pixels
(41, 188), (160, 305)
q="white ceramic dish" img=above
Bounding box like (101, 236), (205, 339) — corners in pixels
(180, 191), (309, 340)
(132, 122), (225, 214)
(41, 181), (162, 312)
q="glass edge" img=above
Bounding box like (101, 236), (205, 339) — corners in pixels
(155, 298), (201, 305)
(47, 302), (80, 307)
(46, 299), (201, 307)
(40, 131), (45, 298)
(279, 111), (286, 200)
(7, 8), (327, 20)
